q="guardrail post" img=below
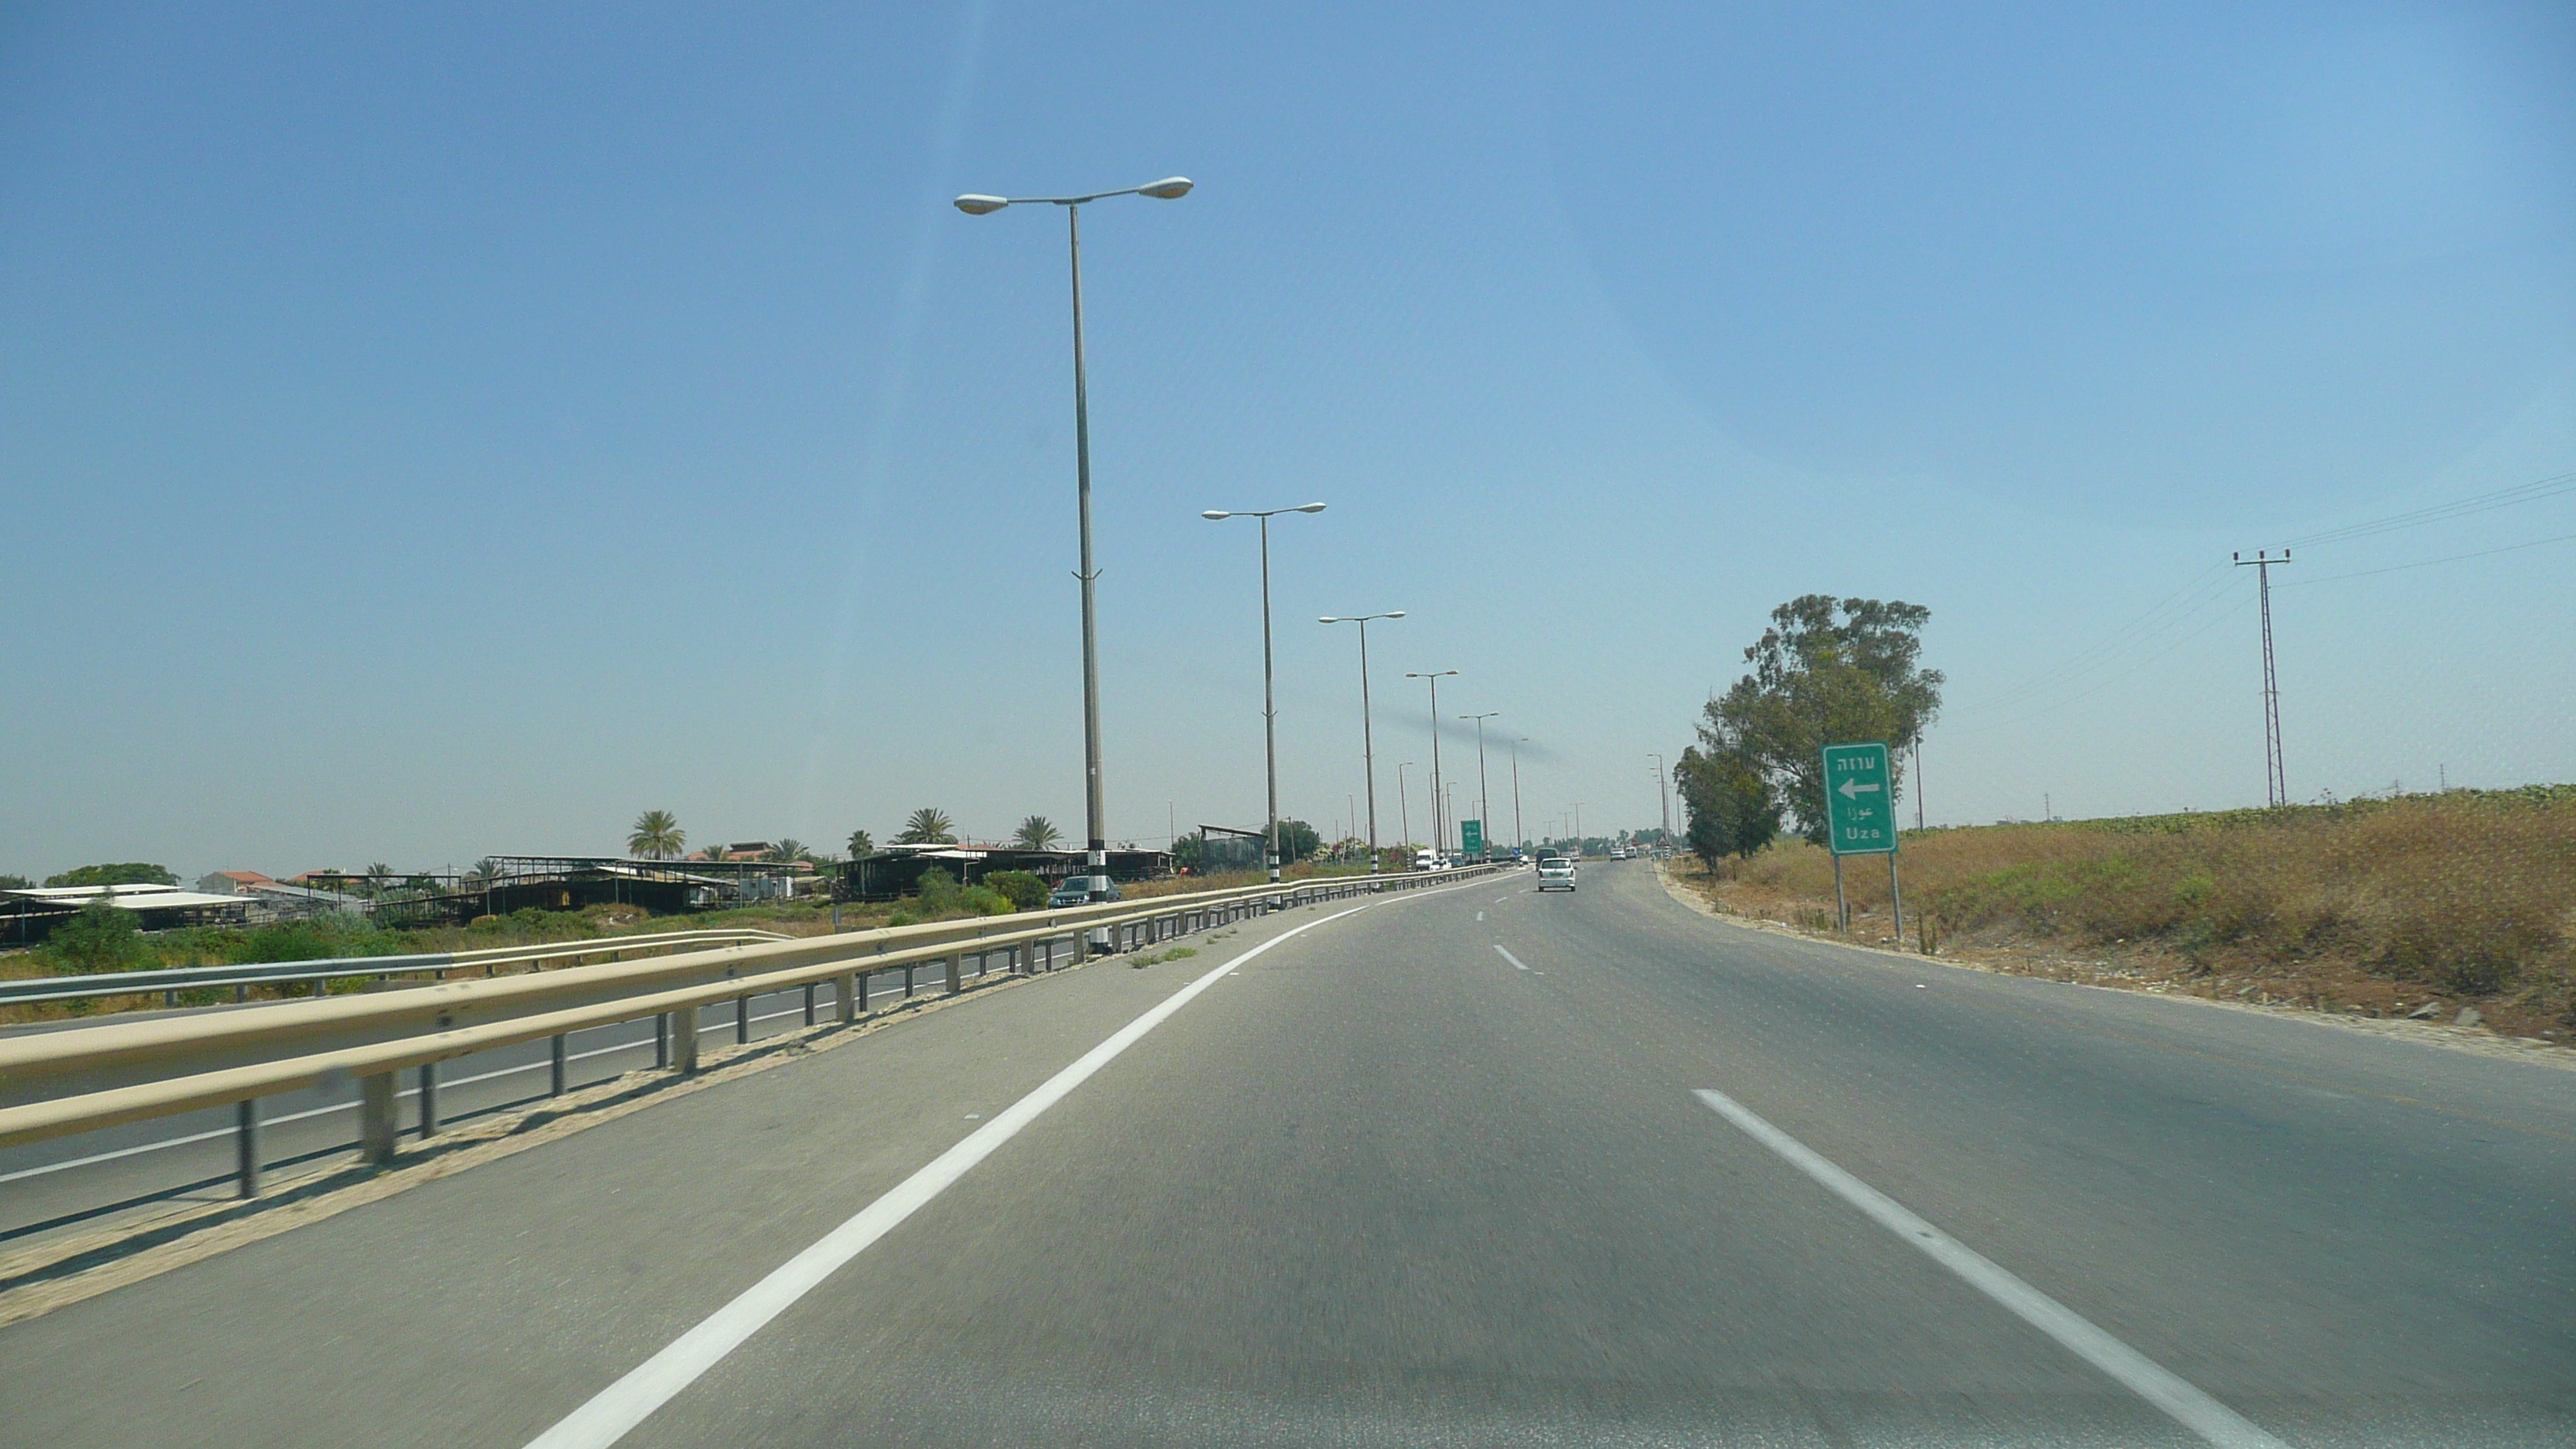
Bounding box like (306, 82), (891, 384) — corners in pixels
(655, 1013), (670, 1069)
(735, 995), (750, 1045)
(837, 971), (858, 1024)
(903, 964), (916, 999)
(945, 952), (963, 995)
(670, 1006), (700, 1073)
(235, 1099), (262, 1198)
(417, 1063), (439, 1137)
(803, 982), (817, 1026)
(550, 1033), (567, 1096)
(361, 1071), (397, 1163)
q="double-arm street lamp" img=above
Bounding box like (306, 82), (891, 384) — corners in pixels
(1203, 503), (1327, 881)
(1320, 611), (1403, 872)
(1458, 711), (1499, 859)
(1403, 670), (1458, 857)
(956, 176), (1192, 874)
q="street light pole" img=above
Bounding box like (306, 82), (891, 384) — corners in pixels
(1321, 612), (1403, 872)
(956, 176), (1192, 875)
(1396, 762), (1414, 854)
(1512, 738), (1526, 852)
(1459, 711), (1499, 859)
(1204, 503), (1327, 882)
(1404, 671), (1458, 859)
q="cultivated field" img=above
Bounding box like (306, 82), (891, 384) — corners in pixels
(1674, 785), (2576, 1040)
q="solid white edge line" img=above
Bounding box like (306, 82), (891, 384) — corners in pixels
(1691, 1088), (2290, 1449)
(521, 897), (1386, 1449)
(1492, 944), (1530, 971)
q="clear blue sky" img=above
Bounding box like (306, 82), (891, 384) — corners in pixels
(4, 1), (2571, 880)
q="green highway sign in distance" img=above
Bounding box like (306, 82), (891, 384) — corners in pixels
(1461, 820), (1484, 855)
(1821, 742), (1897, 855)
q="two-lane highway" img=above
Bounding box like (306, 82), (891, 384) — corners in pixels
(3, 864), (2569, 1446)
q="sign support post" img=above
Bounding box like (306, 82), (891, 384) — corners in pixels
(1821, 742), (1901, 942)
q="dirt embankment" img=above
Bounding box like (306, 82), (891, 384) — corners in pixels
(1667, 786), (2576, 1044)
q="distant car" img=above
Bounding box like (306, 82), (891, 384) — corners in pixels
(1536, 857), (1576, 892)
(1048, 875), (1122, 907)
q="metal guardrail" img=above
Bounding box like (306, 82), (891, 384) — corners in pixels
(0, 929), (795, 1008)
(0, 866), (1509, 1201)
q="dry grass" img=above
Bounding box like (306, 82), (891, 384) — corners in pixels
(1680, 786), (2576, 1039)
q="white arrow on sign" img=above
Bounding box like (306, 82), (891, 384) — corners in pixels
(1838, 778), (1883, 800)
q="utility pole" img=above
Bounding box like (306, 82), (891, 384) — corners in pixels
(1649, 754), (1671, 847)
(1913, 741), (1924, 830)
(2232, 550), (2293, 807)
(1569, 802), (1584, 853)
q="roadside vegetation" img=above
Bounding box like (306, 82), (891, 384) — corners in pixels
(1674, 785), (2576, 1040)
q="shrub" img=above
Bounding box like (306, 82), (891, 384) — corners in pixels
(46, 896), (146, 974)
(231, 916), (399, 964)
(985, 871), (1047, 911)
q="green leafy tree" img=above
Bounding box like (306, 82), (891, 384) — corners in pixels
(1704, 595), (1941, 844)
(43, 862), (177, 888)
(0, 874), (31, 890)
(1676, 745), (1783, 864)
(897, 808), (957, 844)
(845, 827), (875, 858)
(629, 810), (686, 860)
(48, 893), (146, 974)
(1012, 815), (1062, 851)
(1274, 819), (1323, 863)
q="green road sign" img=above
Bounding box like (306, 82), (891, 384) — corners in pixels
(1821, 742), (1897, 855)
(1461, 819), (1484, 855)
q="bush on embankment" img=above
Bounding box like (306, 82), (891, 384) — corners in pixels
(1687, 786), (2576, 1036)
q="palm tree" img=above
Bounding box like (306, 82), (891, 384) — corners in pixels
(365, 862), (392, 897)
(464, 858), (502, 887)
(765, 839), (813, 864)
(629, 809), (685, 860)
(1012, 815), (1062, 850)
(896, 808), (956, 844)
(845, 827), (874, 858)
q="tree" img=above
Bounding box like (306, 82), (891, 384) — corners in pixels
(1676, 745), (1783, 865)
(1274, 819), (1323, 863)
(464, 858), (502, 887)
(765, 840), (813, 864)
(1703, 595), (1941, 844)
(0, 874), (29, 890)
(629, 810), (686, 860)
(43, 862), (177, 888)
(845, 827), (875, 858)
(897, 808), (957, 844)
(49, 892), (144, 974)
(1012, 816), (1062, 851)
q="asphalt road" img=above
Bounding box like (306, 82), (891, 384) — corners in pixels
(3, 862), (2570, 1447)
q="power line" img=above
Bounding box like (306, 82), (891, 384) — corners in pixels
(1944, 564), (2239, 719)
(2276, 529), (2576, 588)
(2276, 468), (2576, 550)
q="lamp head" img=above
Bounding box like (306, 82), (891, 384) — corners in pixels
(1296, 502), (1327, 513)
(1384, 610), (1406, 618)
(1201, 510), (1231, 520)
(1136, 177), (1194, 199)
(953, 194), (1009, 215)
